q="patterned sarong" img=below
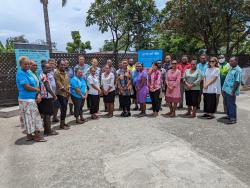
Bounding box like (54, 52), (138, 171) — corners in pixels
(19, 100), (43, 134)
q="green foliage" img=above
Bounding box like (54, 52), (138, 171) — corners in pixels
(0, 35), (29, 53)
(244, 40), (250, 54)
(86, 0), (158, 53)
(150, 31), (205, 56)
(100, 40), (113, 52)
(0, 41), (14, 53)
(161, 0), (250, 55)
(66, 31), (92, 53)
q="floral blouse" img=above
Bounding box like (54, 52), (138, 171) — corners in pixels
(148, 70), (161, 92)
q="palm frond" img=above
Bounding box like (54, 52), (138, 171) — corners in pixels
(40, 0), (48, 5)
(62, 0), (67, 7)
(40, 0), (66, 6)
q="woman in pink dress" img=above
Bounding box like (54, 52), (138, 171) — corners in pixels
(165, 60), (181, 117)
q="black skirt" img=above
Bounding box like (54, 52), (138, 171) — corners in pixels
(38, 98), (54, 115)
(103, 90), (116, 103)
(203, 93), (217, 113)
(52, 99), (60, 108)
(89, 94), (100, 114)
(185, 90), (199, 107)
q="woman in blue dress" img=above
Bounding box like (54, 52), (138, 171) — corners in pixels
(70, 68), (88, 124)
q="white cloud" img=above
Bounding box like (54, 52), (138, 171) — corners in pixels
(0, 0), (165, 52)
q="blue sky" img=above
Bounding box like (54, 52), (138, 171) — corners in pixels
(0, 0), (166, 52)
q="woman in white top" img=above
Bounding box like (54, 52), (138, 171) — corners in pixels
(202, 57), (221, 119)
(101, 65), (115, 118)
(87, 67), (101, 119)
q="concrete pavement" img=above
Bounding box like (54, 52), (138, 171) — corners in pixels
(0, 91), (250, 188)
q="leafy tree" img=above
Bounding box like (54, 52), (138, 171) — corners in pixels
(0, 35), (29, 52)
(0, 41), (14, 53)
(100, 37), (134, 52)
(66, 31), (92, 53)
(154, 33), (205, 56)
(34, 39), (57, 51)
(161, 0), (250, 55)
(8, 35), (29, 44)
(40, 0), (67, 52)
(86, 0), (157, 61)
(100, 40), (113, 52)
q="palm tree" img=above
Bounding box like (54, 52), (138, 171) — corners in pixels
(40, 0), (67, 52)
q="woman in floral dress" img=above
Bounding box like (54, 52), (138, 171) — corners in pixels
(136, 63), (148, 116)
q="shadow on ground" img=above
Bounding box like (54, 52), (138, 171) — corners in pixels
(217, 117), (229, 124)
(15, 136), (36, 145)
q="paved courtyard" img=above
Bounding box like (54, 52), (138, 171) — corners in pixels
(0, 91), (250, 188)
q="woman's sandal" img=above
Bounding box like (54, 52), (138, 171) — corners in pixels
(80, 118), (87, 123)
(169, 113), (176, 118)
(206, 115), (215, 119)
(26, 134), (33, 141)
(137, 113), (146, 117)
(33, 136), (47, 142)
(188, 114), (196, 118)
(164, 112), (172, 116)
(183, 112), (191, 116)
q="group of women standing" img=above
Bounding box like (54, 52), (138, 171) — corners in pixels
(134, 56), (226, 120)
(70, 57), (117, 120)
(16, 54), (239, 142)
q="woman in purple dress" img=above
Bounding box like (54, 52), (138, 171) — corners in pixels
(136, 63), (148, 116)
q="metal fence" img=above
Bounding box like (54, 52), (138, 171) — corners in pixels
(170, 54), (250, 68)
(0, 52), (249, 106)
(51, 53), (138, 69)
(0, 53), (18, 106)
(0, 52), (137, 106)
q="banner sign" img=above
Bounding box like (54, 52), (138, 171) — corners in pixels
(138, 49), (163, 103)
(138, 49), (163, 68)
(14, 43), (50, 73)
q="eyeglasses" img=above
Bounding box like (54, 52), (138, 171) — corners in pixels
(209, 61), (215, 63)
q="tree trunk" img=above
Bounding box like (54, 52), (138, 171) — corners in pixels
(203, 36), (211, 54)
(228, 28), (250, 55)
(42, 0), (52, 53)
(212, 38), (218, 55)
(114, 50), (118, 67)
(113, 40), (119, 65)
(124, 33), (130, 54)
(225, 19), (231, 56)
(113, 30), (120, 65)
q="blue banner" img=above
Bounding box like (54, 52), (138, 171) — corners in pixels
(138, 49), (163, 68)
(14, 43), (50, 74)
(138, 50), (163, 103)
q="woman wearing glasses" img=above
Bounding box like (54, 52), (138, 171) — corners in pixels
(165, 60), (181, 117)
(202, 57), (221, 119)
